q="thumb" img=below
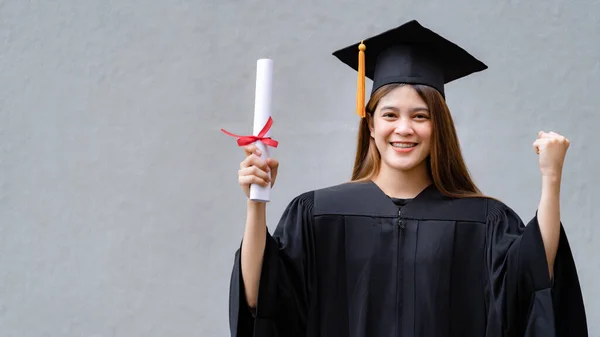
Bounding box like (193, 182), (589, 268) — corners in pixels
(267, 158), (279, 185)
(267, 158), (279, 171)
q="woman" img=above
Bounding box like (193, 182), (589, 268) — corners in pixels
(228, 20), (587, 337)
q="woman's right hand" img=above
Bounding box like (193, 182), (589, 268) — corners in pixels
(239, 144), (279, 199)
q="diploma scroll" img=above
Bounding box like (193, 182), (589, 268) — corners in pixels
(250, 59), (274, 203)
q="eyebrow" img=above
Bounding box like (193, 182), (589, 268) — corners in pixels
(379, 106), (430, 113)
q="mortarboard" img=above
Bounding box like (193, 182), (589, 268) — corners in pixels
(332, 20), (488, 118)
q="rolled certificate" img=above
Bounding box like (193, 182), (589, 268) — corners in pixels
(250, 59), (273, 203)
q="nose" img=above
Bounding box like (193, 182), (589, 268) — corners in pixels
(394, 117), (414, 136)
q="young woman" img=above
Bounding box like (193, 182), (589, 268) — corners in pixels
(228, 20), (587, 337)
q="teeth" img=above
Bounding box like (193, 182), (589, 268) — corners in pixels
(391, 143), (417, 148)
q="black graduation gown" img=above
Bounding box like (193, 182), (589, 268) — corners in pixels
(229, 181), (587, 337)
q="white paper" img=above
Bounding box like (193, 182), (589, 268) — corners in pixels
(250, 59), (273, 203)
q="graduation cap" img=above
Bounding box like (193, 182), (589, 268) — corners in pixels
(332, 20), (488, 118)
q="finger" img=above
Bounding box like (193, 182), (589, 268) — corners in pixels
(538, 130), (544, 138)
(553, 133), (568, 143)
(533, 139), (544, 154)
(250, 154), (269, 171)
(239, 165), (270, 180)
(239, 166), (271, 182)
(239, 175), (269, 188)
(239, 175), (270, 188)
(243, 144), (256, 156)
(243, 144), (262, 157)
(240, 154), (268, 171)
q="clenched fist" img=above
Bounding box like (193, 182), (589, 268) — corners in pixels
(533, 131), (570, 179)
(238, 144), (280, 199)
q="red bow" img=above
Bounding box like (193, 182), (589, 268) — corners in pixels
(220, 117), (279, 148)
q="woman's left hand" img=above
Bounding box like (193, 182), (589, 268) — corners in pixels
(533, 131), (570, 179)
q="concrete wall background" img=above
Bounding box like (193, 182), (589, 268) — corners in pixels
(0, 1), (598, 336)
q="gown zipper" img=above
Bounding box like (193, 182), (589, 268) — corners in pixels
(397, 207), (405, 336)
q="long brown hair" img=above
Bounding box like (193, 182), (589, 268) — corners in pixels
(351, 83), (483, 198)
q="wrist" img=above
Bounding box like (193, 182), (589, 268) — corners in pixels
(247, 199), (267, 211)
(541, 175), (561, 196)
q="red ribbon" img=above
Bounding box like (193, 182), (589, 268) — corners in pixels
(220, 116), (279, 148)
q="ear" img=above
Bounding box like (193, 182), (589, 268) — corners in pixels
(367, 113), (375, 138)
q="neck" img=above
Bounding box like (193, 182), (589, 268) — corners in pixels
(372, 162), (432, 199)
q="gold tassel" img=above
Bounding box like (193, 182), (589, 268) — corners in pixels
(356, 41), (366, 118)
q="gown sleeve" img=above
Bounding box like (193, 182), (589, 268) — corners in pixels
(228, 191), (315, 337)
(484, 200), (588, 337)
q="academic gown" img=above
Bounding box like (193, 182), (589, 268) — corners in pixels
(229, 181), (587, 337)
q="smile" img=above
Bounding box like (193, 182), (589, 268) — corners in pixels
(390, 142), (417, 148)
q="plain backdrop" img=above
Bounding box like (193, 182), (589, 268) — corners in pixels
(1, 1), (598, 336)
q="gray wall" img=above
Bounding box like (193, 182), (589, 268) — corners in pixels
(0, 1), (598, 336)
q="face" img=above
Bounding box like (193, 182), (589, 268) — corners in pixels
(368, 85), (432, 174)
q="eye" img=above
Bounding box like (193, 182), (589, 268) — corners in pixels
(414, 113), (430, 120)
